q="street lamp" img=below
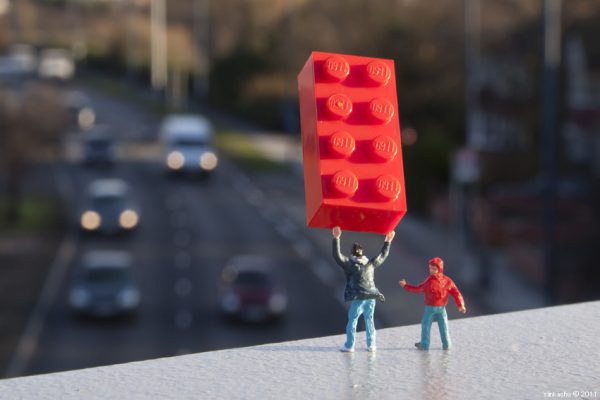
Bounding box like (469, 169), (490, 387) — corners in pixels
(150, 0), (167, 91)
(542, 0), (561, 304)
(0, 0), (10, 15)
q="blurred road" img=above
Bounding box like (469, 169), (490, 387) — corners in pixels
(21, 87), (346, 376)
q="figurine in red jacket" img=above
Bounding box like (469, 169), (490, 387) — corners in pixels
(399, 257), (466, 350)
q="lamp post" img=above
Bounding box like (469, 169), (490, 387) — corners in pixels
(150, 0), (167, 92)
(542, 0), (561, 304)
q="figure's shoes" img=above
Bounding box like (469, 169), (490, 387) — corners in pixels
(443, 345), (451, 350)
(414, 342), (428, 350)
(340, 345), (355, 353)
(367, 346), (377, 352)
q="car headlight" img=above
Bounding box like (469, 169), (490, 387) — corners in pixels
(269, 293), (287, 313)
(118, 288), (140, 308)
(221, 293), (240, 313)
(199, 152), (218, 171)
(167, 151), (185, 170)
(78, 107), (95, 130)
(81, 211), (101, 230)
(119, 209), (139, 229)
(70, 288), (89, 308)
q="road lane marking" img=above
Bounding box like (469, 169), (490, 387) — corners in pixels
(175, 279), (192, 297)
(5, 166), (77, 378)
(174, 252), (192, 269)
(175, 310), (193, 329)
(166, 194), (184, 211)
(5, 237), (77, 378)
(170, 211), (188, 228)
(173, 230), (192, 247)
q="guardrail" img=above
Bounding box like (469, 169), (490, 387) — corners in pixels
(1, 301), (598, 399)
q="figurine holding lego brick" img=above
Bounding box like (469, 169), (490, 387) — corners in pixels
(333, 226), (395, 353)
(399, 257), (466, 350)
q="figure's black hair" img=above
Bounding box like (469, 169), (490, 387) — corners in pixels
(352, 243), (363, 256)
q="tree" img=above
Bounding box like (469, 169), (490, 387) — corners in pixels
(0, 83), (67, 224)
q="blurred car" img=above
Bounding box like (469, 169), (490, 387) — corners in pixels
(219, 255), (287, 323)
(66, 90), (96, 130)
(69, 250), (140, 318)
(80, 179), (140, 235)
(38, 48), (75, 80)
(160, 114), (218, 177)
(81, 127), (115, 166)
(7, 44), (37, 76)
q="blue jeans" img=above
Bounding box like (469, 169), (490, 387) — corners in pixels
(345, 299), (376, 349)
(420, 305), (451, 349)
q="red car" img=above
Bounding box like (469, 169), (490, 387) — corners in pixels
(219, 255), (287, 323)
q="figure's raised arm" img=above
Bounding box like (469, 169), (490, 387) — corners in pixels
(332, 227), (348, 267)
(371, 230), (394, 267)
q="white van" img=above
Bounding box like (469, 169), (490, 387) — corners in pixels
(38, 48), (75, 80)
(160, 114), (218, 176)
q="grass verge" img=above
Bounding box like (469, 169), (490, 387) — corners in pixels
(215, 131), (288, 172)
(0, 197), (63, 233)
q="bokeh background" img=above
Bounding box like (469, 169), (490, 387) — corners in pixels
(0, 0), (598, 378)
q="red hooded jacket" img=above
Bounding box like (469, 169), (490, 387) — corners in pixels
(403, 261), (465, 309)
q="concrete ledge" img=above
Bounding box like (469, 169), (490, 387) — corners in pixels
(1, 302), (599, 399)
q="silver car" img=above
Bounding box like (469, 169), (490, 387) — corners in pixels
(69, 251), (140, 318)
(160, 115), (218, 177)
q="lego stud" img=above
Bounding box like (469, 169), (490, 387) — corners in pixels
(326, 93), (353, 119)
(375, 174), (402, 201)
(323, 56), (350, 82)
(365, 60), (391, 86)
(368, 98), (395, 124)
(328, 131), (356, 158)
(331, 170), (359, 197)
(370, 135), (398, 162)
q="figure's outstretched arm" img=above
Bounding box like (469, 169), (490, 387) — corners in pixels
(399, 279), (427, 293)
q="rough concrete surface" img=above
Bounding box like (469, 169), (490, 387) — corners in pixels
(1, 302), (598, 399)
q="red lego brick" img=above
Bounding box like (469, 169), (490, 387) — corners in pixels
(298, 51), (407, 234)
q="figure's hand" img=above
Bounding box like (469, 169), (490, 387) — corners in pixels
(398, 279), (406, 288)
(385, 230), (395, 242)
(332, 226), (341, 238)
(458, 307), (466, 314)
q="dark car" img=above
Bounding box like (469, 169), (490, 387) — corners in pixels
(69, 251), (140, 318)
(79, 179), (140, 235)
(219, 255), (287, 323)
(82, 128), (114, 166)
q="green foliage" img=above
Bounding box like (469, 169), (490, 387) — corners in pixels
(0, 197), (63, 233)
(215, 131), (286, 172)
(209, 47), (271, 110)
(403, 129), (455, 215)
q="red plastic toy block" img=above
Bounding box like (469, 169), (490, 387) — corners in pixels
(298, 51), (407, 234)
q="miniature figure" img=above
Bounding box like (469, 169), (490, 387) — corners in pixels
(399, 257), (466, 350)
(332, 226), (395, 353)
